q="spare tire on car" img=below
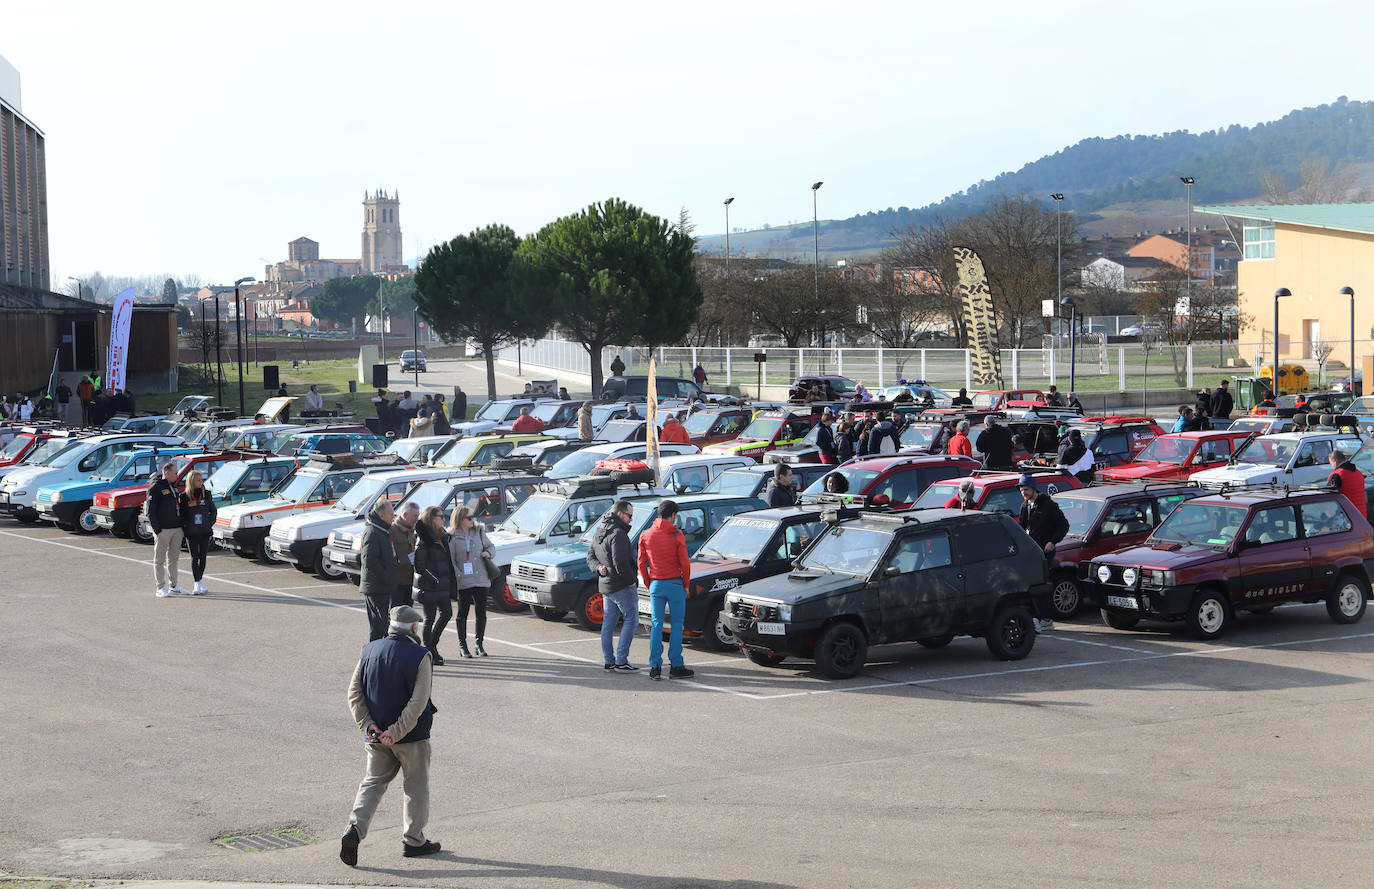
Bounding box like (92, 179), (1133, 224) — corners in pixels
(489, 454), (536, 473)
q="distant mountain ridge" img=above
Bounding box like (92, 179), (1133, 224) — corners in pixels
(698, 96), (1374, 258)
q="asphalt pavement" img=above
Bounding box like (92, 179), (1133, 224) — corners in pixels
(2, 521), (1373, 888)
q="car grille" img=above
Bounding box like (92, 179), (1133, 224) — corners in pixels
(270, 525), (291, 541)
(730, 600), (779, 621)
(515, 563), (547, 582)
(511, 580), (539, 597)
(1093, 564), (1134, 588)
(36, 490), (54, 503)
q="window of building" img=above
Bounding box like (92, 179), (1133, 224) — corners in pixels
(1243, 220), (1275, 260)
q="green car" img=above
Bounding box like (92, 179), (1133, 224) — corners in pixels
(206, 456), (296, 507)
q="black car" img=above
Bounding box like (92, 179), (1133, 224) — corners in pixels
(637, 505), (838, 650)
(727, 509), (1053, 678)
(600, 376), (705, 401)
(702, 463), (832, 499)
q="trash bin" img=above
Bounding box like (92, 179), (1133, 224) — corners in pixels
(348, 380), (357, 393)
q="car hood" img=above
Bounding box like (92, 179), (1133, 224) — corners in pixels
(1095, 541), (1228, 569)
(687, 558), (753, 591)
(516, 542), (589, 568)
(1098, 462), (1177, 481)
(731, 569), (859, 605)
(704, 440), (769, 456)
(2, 466), (51, 487)
(452, 421), (498, 434)
(490, 527), (540, 546)
(42, 479), (111, 497)
(1191, 464), (1282, 486)
(330, 520), (367, 541)
(274, 507), (354, 534)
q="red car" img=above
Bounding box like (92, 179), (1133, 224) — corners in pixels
(0, 430), (52, 468)
(1097, 431), (1253, 483)
(912, 469), (1083, 515)
(90, 451), (247, 543)
(1065, 416), (1163, 467)
(800, 454), (980, 509)
(680, 408), (752, 446)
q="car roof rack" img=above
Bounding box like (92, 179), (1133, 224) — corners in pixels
(1291, 412), (1360, 430)
(305, 453), (406, 469)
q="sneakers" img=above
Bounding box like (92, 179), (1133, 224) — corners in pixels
(401, 839), (441, 858)
(1033, 618), (1054, 633)
(172, 585), (191, 596)
(669, 665), (695, 679)
(614, 662), (639, 673)
(191, 581), (207, 596)
(339, 825), (360, 866)
(604, 663), (616, 671)
(155, 587), (170, 598)
(649, 666), (662, 681)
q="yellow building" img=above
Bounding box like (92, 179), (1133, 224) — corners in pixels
(1195, 203), (1374, 375)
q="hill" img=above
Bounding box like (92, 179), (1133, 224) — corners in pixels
(698, 96), (1374, 257)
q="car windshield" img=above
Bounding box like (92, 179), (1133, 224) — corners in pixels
(531, 403), (565, 424)
(913, 480), (962, 509)
(48, 443), (96, 469)
(1054, 495), (1106, 538)
(401, 351), (419, 359)
(828, 377), (857, 394)
(27, 440), (80, 465)
(205, 426), (244, 450)
(545, 449), (618, 479)
(797, 525), (890, 575)
(89, 453), (130, 481)
(1349, 396), (1374, 415)
(384, 439), (421, 461)
(1233, 437), (1296, 467)
(1228, 419), (1276, 435)
(401, 480), (452, 514)
(100, 418), (126, 431)
(1151, 501), (1249, 548)
(684, 412), (718, 436)
(900, 424), (941, 450)
(206, 461), (249, 494)
(181, 423), (210, 444)
(435, 439), (481, 467)
(0, 436), (32, 460)
(801, 467), (881, 497)
(591, 404), (625, 427)
(696, 516), (780, 562)
(275, 433), (309, 456)
(501, 494), (565, 536)
(272, 470), (320, 502)
(1135, 436), (1195, 465)
(738, 417), (782, 442)
(600, 420), (642, 442)
(336, 476), (387, 513)
(971, 393), (998, 408)
(704, 470), (763, 495)
(473, 402), (509, 422)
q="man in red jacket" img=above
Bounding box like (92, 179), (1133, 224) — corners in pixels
(660, 412), (691, 445)
(947, 420), (973, 457)
(510, 406), (545, 434)
(1327, 449), (1367, 520)
(637, 500), (694, 680)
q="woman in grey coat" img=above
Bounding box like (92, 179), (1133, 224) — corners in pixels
(447, 504), (495, 658)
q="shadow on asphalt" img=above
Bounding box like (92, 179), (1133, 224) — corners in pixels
(356, 852), (799, 889)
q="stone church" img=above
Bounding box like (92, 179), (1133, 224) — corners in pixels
(265, 190), (408, 286)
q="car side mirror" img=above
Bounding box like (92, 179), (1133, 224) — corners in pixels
(872, 494), (891, 506)
(883, 565), (901, 577)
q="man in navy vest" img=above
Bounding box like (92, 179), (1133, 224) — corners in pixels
(341, 605), (440, 865)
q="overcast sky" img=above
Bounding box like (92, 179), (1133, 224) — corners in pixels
(7, 0), (1374, 288)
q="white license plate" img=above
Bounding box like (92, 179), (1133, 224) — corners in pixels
(515, 589), (538, 604)
(1106, 595), (1139, 610)
(756, 621), (786, 635)
(268, 540), (287, 553)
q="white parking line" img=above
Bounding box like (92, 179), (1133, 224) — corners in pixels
(527, 637), (601, 646)
(1043, 633), (1156, 654)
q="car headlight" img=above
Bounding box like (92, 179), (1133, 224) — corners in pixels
(777, 603), (792, 622)
(1096, 564), (1111, 583)
(1121, 567), (1139, 587)
(49, 491), (63, 503)
(229, 515), (244, 530)
(546, 565), (563, 583)
(1142, 569), (1175, 587)
(289, 526), (304, 542)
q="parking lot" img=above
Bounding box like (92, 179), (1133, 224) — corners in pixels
(4, 520), (1374, 888)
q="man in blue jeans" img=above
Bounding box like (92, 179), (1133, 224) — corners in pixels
(586, 499), (640, 672)
(637, 500), (695, 681)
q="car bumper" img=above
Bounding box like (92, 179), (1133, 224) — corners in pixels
(1083, 579), (1197, 619)
(212, 525), (268, 553)
(265, 536), (324, 566)
(727, 615), (823, 658)
(37, 500), (88, 525)
(324, 545), (362, 575)
(91, 504), (138, 531)
(509, 577), (587, 609)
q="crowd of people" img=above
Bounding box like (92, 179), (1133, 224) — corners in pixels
(1171, 379), (1236, 432)
(0, 370), (141, 427)
(371, 389), (457, 438)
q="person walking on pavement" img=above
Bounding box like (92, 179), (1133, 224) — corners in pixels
(340, 604), (441, 866)
(432, 395), (451, 435)
(447, 505), (494, 658)
(360, 501), (398, 641)
(765, 464), (797, 507)
(577, 402), (594, 440)
(391, 503), (419, 609)
(412, 506), (456, 665)
(692, 362), (708, 387)
(452, 386), (467, 422)
(1017, 474), (1069, 632)
(816, 411), (837, 464)
(1210, 380), (1234, 420)
(947, 420), (973, 457)
(147, 462), (187, 597)
(1327, 449), (1368, 520)
(179, 470), (216, 595)
(54, 379), (72, 425)
(638, 499), (694, 681)
(610, 355), (626, 378)
(587, 499), (640, 672)
(975, 416), (1014, 470)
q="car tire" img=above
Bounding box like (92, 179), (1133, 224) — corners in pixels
(131, 517), (155, 545)
(15, 508), (39, 524)
(346, 571), (360, 587)
(573, 589), (605, 630)
(746, 649), (788, 668)
(813, 621), (868, 679)
(605, 468), (657, 486)
(1100, 609), (1141, 630)
(703, 601), (737, 651)
(488, 576), (528, 613)
(489, 455), (535, 473)
(1185, 588), (1231, 640)
(531, 605), (567, 622)
(916, 634), (954, 648)
(56, 521), (75, 532)
(315, 549), (345, 580)
(985, 603), (1036, 660)
(1050, 574), (1082, 619)
(74, 506), (101, 535)
(1326, 573), (1369, 625)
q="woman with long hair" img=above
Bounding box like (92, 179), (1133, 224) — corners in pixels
(447, 504), (495, 658)
(178, 469), (217, 595)
(413, 505), (456, 664)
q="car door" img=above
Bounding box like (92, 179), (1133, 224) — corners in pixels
(1188, 438), (1233, 478)
(875, 529), (961, 641)
(1289, 439), (1333, 486)
(1298, 499), (1357, 591)
(1237, 505), (1312, 604)
(122, 454), (160, 484)
(951, 521), (1021, 624)
(547, 497), (614, 543)
(1090, 497), (1156, 555)
(981, 485), (1023, 515)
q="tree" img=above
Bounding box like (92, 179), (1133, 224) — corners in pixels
(312, 275), (381, 330)
(852, 270), (946, 378)
(883, 217), (976, 347)
(516, 198), (700, 394)
(380, 276), (417, 318)
(1262, 158), (1374, 204)
(959, 194), (1064, 347)
(414, 225), (550, 399)
(162, 278), (178, 304)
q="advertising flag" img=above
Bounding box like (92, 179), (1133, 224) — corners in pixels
(107, 287), (136, 391)
(646, 359), (660, 483)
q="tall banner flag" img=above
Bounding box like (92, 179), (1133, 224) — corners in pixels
(47, 349), (60, 400)
(107, 287), (136, 391)
(953, 247), (1004, 388)
(645, 359), (661, 484)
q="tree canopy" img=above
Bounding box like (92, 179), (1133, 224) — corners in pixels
(312, 275), (381, 329)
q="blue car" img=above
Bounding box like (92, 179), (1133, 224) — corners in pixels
(35, 445), (200, 533)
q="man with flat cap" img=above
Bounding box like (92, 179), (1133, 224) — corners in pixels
(341, 605), (441, 865)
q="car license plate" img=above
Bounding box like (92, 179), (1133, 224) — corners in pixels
(756, 621), (785, 635)
(1106, 595), (1138, 610)
(515, 588), (538, 604)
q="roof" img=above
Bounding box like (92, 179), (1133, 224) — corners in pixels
(1193, 203), (1374, 237)
(1054, 482), (1199, 501)
(0, 284), (105, 313)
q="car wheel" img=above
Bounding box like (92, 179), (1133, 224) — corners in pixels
(1326, 574), (1369, 625)
(315, 549), (345, 580)
(702, 601), (738, 651)
(531, 605), (567, 622)
(573, 589), (605, 630)
(813, 621), (868, 679)
(488, 577), (527, 613)
(916, 634), (954, 648)
(746, 649), (788, 668)
(1050, 574), (1082, 619)
(111, 522), (131, 539)
(74, 507), (101, 534)
(985, 603), (1036, 660)
(1185, 589), (1231, 640)
(1100, 609), (1141, 630)
(15, 508), (39, 524)
(56, 521), (75, 532)
(131, 517), (155, 545)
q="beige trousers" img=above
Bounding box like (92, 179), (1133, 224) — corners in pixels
(154, 528), (184, 590)
(349, 739), (430, 846)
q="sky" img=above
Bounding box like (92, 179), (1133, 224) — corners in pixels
(7, 0), (1374, 289)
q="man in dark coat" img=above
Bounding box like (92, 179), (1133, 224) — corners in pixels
(1209, 380), (1235, 419)
(587, 499), (640, 671)
(951, 388), (973, 407)
(1017, 473), (1069, 632)
(360, 501), (398, 641)
(451, 386), (467, 423)
(610, 355), (626, 377)
(975, 416), (1014, 470)
(765, 464), (797, 507)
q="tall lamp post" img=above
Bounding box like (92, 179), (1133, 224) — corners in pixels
(412, 307), (419, 387)
(1051, 194), (1064, 310)
(723, 197), (734, 348)
(233, 277), (256, 416)
(1273, 287), (1291, 397)
(1061, 296), (1078, 394)
(1180, 177), (1195, 312)
(1341, 286), (1356, 393)
(812, 182), (823, 355)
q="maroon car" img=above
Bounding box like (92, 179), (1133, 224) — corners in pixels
(1083, 489), (1374, 638)
(800, 454), (980, 509)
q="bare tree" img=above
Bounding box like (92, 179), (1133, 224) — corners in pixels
(1262, 158), (1374, 204)
(959, 194), (1063, 347)
(883, 217), (966, 345)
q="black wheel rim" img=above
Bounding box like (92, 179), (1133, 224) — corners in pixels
(1001, 614), (1027, 649)
(830, 631), (858, 667)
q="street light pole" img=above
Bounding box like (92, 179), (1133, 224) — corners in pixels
(1180, 177), (1195, 316)
(412, 307), (419, 387)
(812, 181), (823, 352)
(1342, 286), (1356, 392)
(234, 276), (255, 417)
(1273, 287), (1291, 396)
(1061, 296), (1077, 394)
(1051, 194), (1064, 310)
(724, 197), (734, 349)
(214, 294), (223, 405)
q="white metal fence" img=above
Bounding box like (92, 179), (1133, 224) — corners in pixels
(498, 337), (1361, 396)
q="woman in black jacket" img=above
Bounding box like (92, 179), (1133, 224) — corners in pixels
(835, 421), (855, 463)
(413, 506), (457, 664)
(179, 469), (217, 595)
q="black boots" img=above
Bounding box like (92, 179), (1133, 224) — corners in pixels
(474, 639), (488, 657)
(458, 640), (472, 658)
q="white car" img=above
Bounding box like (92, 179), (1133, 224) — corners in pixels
(211, 460), (381, 559)
(382, 434), (455, 466)
(657, 454), (753, 494)
(1190, 432), (1362, 491)
(203, 423), (301, 453)
(452, 399), (542, 436)
(544, 441), (700, 480)
(0, 433), (185, 523)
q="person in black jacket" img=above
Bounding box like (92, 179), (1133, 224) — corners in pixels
(975, 416), (1014, 470)
(587, 499), (639, 671)
(179, 469), (217, 595)
(412, 507), (456, 665)
(1017, 473), (1069, 632)
(951, 388), (973, 407)
(1209, 380), (1234, 419)
(835, 420), (856, 463)
(147, 462), (186, 597)
(866, 413), (901, 456)
(816, 412), (837, 464)
(360, 501), (398, 641)
(765, 464), (798, 507)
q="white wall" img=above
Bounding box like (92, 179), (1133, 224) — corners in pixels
(0, 53), (21, 112)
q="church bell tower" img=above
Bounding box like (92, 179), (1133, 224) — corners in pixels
(361, 189), (402, 273)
